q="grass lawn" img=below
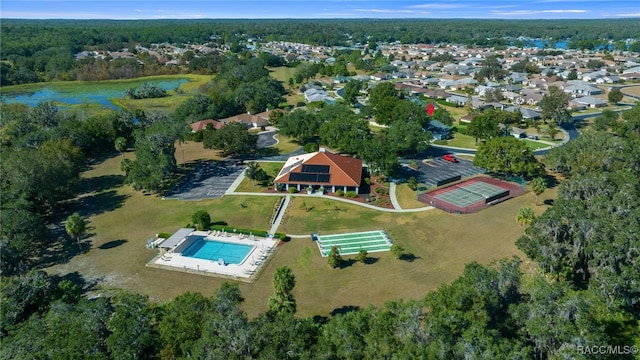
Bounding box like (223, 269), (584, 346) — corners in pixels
(522, 139), (551, 150)
(273, 134), (302, 154)
(395, 183), (427, 209)
(268, 66), (295, 84)
(445, 133), (478, 149)
(234, 162), (285, 192)
(46, 148), (550, 318)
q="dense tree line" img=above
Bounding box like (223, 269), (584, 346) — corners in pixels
(3, 19), (639, 85)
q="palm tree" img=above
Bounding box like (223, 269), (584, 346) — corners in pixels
(268, 266), (296, 314)
(65, 213), (86, 249)
(516, 207), (535, 226)
(531, 177), (547, 206)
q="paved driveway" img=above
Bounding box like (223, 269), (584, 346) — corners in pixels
(400, 154), (485, 187)
(164, 160), (245, 200)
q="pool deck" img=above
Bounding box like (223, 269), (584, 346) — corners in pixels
(147, 230), (278, 282)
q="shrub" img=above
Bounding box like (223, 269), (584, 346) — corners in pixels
(407, 176), (418, 191)
(355, 249), (368, 263)
(192, 210), (211, 231)
(288, 187), (297, 194)
(364, 178), (371, 185)
(303, 142), (319, 153)
(345, 191), (358, 198)
(157, 232), (171, 239)
(390, 244), (404, 259)
(335, 189), (344, 197)
(327, 245), (343, 268)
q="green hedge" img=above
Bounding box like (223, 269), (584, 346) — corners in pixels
(208, 225), (287, 240)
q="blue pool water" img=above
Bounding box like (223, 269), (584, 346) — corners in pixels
(182, 237), (254, 264)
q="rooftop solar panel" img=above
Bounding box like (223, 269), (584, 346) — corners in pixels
(302, 164), (330, 173)
(289, 173), (331, 183)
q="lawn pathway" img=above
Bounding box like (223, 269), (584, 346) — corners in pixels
(389, 182), (402, 210)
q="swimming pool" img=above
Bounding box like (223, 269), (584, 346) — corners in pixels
(181, 237), (254, 265)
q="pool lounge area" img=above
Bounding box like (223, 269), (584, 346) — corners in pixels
(148, 228), (278, 281)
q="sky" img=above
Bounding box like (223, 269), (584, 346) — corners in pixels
(1, 0), (639, 20)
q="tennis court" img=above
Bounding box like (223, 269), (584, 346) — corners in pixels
(418, 176), (523, 214)
(313, 230), (392, 257)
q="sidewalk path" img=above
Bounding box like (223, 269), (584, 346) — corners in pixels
(228, 191), (434, 213)
(225, 167), (246, 195)
(389, 182), (401, 210)
(269, 194), (291, 235)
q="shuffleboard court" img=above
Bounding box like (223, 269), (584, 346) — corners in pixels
(313, 230), (392, 257)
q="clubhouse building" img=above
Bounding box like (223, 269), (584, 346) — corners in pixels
(274, 147), (363, 193)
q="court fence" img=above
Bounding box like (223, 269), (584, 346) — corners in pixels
(417, 175), (526, 214)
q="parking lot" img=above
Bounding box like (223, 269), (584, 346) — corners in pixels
(164, 160), (245, 200)
(400, 154), (485, 187)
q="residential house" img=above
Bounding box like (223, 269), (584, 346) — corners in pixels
(509, 127), (527, 139)
(427, 120), (451, 141)
(595, 75), (621, 84)
(189, 119), (225, 132)
(220, 111), (270, 128)
(574, 96), (608, 108)
(564, 83), (603, 96)
(446, 94), (469, 106)
(274, 148), (363, 193)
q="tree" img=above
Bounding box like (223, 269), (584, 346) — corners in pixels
(390, 244), (404, 259)
(327, 245), (343, 268)
(608, 88), (623, 104)
(466, 111), (500, 144)
(203, 122), (257, 156)
(342, 80), (363, 106)
(120, 158), (133, 177)
(385, 118), (430, 155)
(244, 161), (267, 185)
(369, 82), (398, 109)
(355, 249), (368, 263)
(158, 292), (210, 358)
(516, 207), (535, 226)
(268, 266), (297, 315)
(107, 293), (158, 359)
(567, 69), (578, 80)
(531, 177), (546, 206)
(474, 137), (544, 177)
(484, 87), (504, 103)
(477, 55), (506, 81)
(539, 86), (572, 123)
(114, 136), (127, 160)
(191, 210), (211, 231)
(65, 213), (86, 249)
(129, 119), (181, 192)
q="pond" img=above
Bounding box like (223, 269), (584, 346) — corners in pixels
(1, 78), (189, 110)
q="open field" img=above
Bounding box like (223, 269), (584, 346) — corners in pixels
(621, 85), (640, 98)
(47, 149), (554, 318)
(395, 183), (428, 209)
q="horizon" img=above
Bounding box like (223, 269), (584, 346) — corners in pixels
(2, 1), (639, 20)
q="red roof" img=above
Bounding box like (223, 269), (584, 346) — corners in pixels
(275, 150), (362, 187)
(190, 119), (224, 132)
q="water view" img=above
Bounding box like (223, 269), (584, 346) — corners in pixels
(1, 78), (189, 109)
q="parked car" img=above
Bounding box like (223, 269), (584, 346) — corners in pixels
(443, 154), (458, 163)
(527, 135), (539, 140)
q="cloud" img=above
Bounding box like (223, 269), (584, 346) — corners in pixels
(407, 3), (466, 10)
(616, 13), (640, 17)
(491, 9), (589, 16)
(353, 8), (426, 14)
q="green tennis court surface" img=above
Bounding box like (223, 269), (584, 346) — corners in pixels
(433, 181), (508, 208)
(314, 230), (392, 257)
